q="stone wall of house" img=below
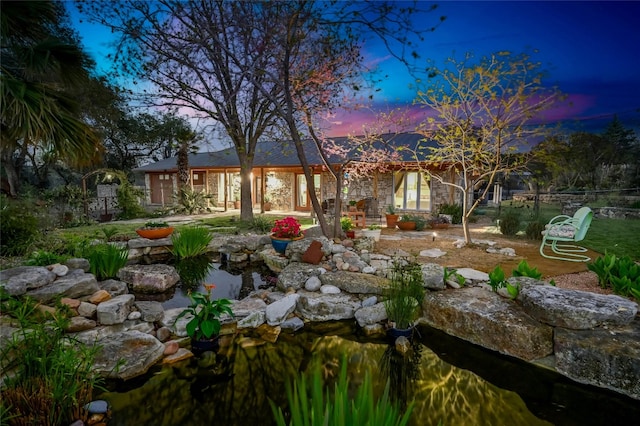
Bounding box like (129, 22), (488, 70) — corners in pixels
(267, 171), (294, 210)
(207, 172), (221, 207)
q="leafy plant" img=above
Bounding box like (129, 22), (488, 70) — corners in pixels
(25, 250), (66, 266)
(367, 224), (382, 230)
(247, 215), (275, 233)
(175, 255), (214, 289)
(488, 266), (506, 292)
(0, 296), (103, 425)
(398, 214), (426, 231)
(340, 216), (354, 231)
(386, 205), (396, 215)
(588, 252), (640, 299)
(443, 267), (465, 286)
(271, 216), (303, 238)
(271, 357), (414, 426)
(174, 284), (234, 340)
(116, 179), (146, 219)
(170, 226), (213, 259)
(512, 260), (542, 280)
(384, 258), (425, 329)
(100, 227), (120, 242)
(84, 243), (129, 280)
(438, 203), (462, 224)
(143, 220), (170, 229)
(174, 187), (212, 214)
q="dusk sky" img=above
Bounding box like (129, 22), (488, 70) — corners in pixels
(72, 1), (640, 140)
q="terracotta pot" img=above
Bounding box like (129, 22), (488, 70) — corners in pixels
(396, 221), (416, 231)
(136, 227), (174, 239)
(345, 230), (355, 239)
(385, 214), (399, 228)
(430, 222), (450, 230)
(263, 202), (272, 211)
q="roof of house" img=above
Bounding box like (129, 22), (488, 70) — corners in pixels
(133, 132), (432, 173)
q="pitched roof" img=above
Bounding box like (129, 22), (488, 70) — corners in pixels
(133, 132), (431, 172)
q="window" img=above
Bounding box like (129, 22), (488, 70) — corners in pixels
(393, 171), (430, 211)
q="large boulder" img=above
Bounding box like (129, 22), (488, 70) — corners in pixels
(97, 294), (136, 325)
(276, 263), (322, 291)
(518, 284), (638, 329)
(117, 264), (180, 293)
(554, 319), (640, 400)
(89, 330), (165, 380)
(0, 266), (57, 296)
(422, 287), (553, 361)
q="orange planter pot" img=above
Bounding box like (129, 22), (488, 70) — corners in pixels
(136, 227), (174, 239)
(396, 221), (416, 231)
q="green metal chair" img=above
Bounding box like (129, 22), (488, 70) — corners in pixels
(539, 206), (593, 262)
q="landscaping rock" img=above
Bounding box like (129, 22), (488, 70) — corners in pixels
(518, 285), (638, 329)
(354, 302), (387, 327)
(99, 279), (129, 296)
(265, 293), (299, 325)
(232, 297), (267, 318)
(295, 290), (361, 322)
(421, 263), (445, 290)
(422, 287), (553, 360)
(96, 294), (135, 325)
(117, 264), (180, 293)
(319, 271), (389, 294)
(276, 263), (321, 291)
(554, 319), (640, 400)
(90, 330), (165, 380)
(65, 258), (90, 272)
(135, 301), (165, 322)
(0, 266), (57, 296)
(26, 269), (99, 304)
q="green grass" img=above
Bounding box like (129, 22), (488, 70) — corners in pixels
(582, 217), (640, 260)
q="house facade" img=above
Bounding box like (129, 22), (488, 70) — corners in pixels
(133, 133), (465, 217)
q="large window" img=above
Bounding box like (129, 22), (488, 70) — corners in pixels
(393, 171), (431, 211)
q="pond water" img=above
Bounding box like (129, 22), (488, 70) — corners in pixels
(97, 323), (639, 426)
(115, 254), (639, 425)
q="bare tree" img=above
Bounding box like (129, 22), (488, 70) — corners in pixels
(413, 52), (563, 243)
(79, 1), (282, 220)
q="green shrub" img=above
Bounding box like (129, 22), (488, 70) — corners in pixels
(438, 203), (463, 224)
(525, 220), (546, 241)
(384, 258), (425, 329)
(174, 187), (211, 215)
(171, 226), (213, 259)
(0, 296), (102, 425)
(25, 250), (66, 266)
(84, 243), (129, 280)
(116, 180), (146, 219)
(247, 215), (275, 234)
(499, 210), (521, 236)
(270, 357), (414, 426)
(0, 195), (40, 256)
(512, 260), (542, 280)
(588, 252), (640, 299)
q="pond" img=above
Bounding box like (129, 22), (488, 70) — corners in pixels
(97, 323), (639, 426)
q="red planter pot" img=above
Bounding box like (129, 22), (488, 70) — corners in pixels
(136, 227), (174, 239)
(396, 221), (416, 231)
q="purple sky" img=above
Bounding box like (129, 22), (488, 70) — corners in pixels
(71, 1), (640, 139)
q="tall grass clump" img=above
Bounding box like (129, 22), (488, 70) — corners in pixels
(499, 210), (521, 236)
(0, 294), (103, 425)
(84, 243), (129, 280)
(247, 215), (275, 233)
(0, 195), (39, 256)
(171, 226), (213, 259)
(270, 357), (414, 426)
(384, 258), (425, 329)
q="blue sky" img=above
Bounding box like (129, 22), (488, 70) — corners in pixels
(70, 1), (640, 137)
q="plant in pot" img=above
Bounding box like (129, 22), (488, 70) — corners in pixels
(362, 223), (382, 241)
(270, 216), (304, 254)
(385, 205), (399, 228)
(174, 284), (234, 355)
(263, 196), (272, 211)
(396, 215), (416, 231)
(136, 220), (174, 239)
(340, 216), (355, 239)
(384, 258), (425, 341)
(348, 200), (357, 211)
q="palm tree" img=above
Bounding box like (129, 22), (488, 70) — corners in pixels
(1, 1), (101, 196)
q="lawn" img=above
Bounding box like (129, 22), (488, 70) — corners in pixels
(582, 217), (640, 260)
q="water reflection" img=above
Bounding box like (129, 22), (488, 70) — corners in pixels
(98, 326), (553, 426)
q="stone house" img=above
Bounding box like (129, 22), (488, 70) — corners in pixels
(133, 133), (465, 217)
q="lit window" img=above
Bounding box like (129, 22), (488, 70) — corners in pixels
(393, 171), (430, 211)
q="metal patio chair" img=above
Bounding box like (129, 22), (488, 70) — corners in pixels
(539, 206), (593, 262)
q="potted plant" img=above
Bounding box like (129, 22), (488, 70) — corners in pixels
(263, 196), (272, 211)
(385, 205), (399, 228)
(340, 216), (355, 239)
(429, 215), (450, 229)
(174, 284), (234, 354)
(270, 216), (304, 254)
(348, 200), (357, 211)
(362, 223), (382, 241)
(136, 221), (174, 239)
(396, 215), (416, 231)
(233, 195), (241, 209)
(384, 258), (425, 341)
